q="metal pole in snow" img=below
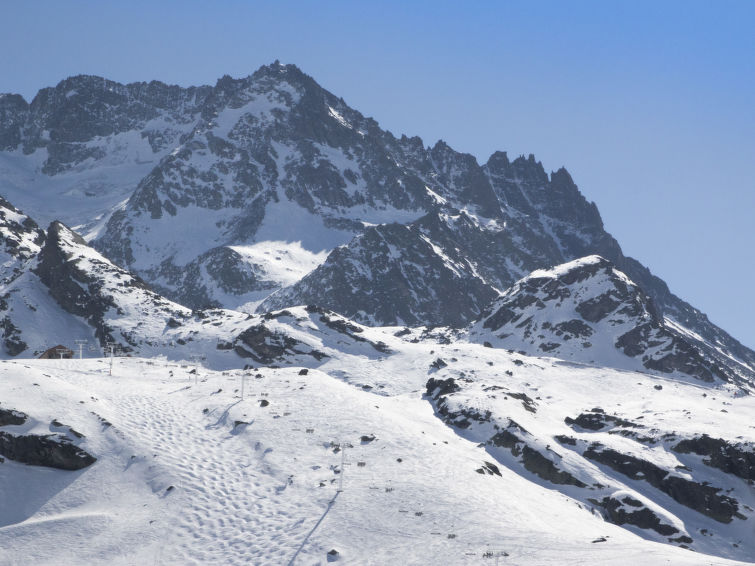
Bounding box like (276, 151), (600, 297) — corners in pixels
(105, 344), (114, 376)
(338, 441), (345, 493)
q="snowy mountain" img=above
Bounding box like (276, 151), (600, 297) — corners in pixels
(0, 78), (207, 239)
(0, 210), (391, 368)
(468, 256), (755, 392)
(1, 63), (754, 565)
(1, 63), (752, 376)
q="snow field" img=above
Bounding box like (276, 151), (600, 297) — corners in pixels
(1, 355), (752, 565)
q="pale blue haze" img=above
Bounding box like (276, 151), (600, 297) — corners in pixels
(1, 0), (753, 347)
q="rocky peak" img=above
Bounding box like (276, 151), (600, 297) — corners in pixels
(479, 255), (656, 334)
(485, 152), (549, 186)
(0, 75), (212, 174)
(484, 152), (547, 216)
(541, 167), (603, 228)
(0, 93), (29, 150)
(29, 75), (157, 144)
(428, 141), (502, 218)
(34, 221), (115, 328)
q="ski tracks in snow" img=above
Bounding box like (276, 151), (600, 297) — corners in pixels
(111, 386), (319, 566)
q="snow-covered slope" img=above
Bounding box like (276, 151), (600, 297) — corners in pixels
(0, 224), (752, 562)
(0, 218), (190, 357)
(1, 340), (753, 564)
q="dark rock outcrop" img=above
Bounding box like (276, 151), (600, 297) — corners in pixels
(673, 435), (755, 482)
(233, 323), (326, 365)
(565, 410), (642, 432)
(0, 407), (27, 426)
(584, 445), (742, 523)
(600, 495), (680, 537)
(425, 377), (460, 400)
(0, 431), (96, 470)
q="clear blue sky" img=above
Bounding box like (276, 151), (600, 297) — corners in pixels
(2, 0), (754, 348)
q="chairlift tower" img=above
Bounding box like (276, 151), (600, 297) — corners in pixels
(189, 354), (205, 385)
(105, 342), (115, 376)
(74, 339), (88, 360)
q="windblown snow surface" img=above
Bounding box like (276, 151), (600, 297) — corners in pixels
(1, 324), (753, 565)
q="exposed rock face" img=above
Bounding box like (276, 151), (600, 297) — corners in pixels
(233, 323), (326, 365)
(0, 198), (47, 355)
(0, 93), (29, 151)
(673, 435), (755, 482)
(426, 377), (461, 399)
(0, 75), (210, 174)
(599, 495), (680, 537)
(519, 444), (587, 487)
(0, 431), (96, 470)
(262, 218), (498, 326)
(565, 410), (641, 432)
(32, 221), (187, 347)
(0, 407), (27, 426)
(34, 222), (120, 328)
(469, 256), (746, 386)
(0, 196), (45, 283)
(583, 445), (742, 523)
